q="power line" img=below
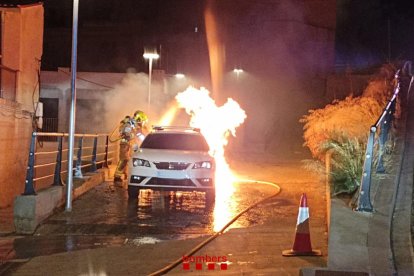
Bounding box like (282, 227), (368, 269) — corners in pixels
(56, 68), (116, 90)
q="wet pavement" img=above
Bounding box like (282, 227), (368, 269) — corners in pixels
(0, 158), (328, 275)
(1, 177), (281, 263)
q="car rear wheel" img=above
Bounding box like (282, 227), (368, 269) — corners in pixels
(128, 185), (140, 199)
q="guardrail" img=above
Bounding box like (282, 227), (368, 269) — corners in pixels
(356, 62), (413, 212)
(23, 132), (116, 195)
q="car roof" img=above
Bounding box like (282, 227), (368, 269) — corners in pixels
(151, 126), (201, 134)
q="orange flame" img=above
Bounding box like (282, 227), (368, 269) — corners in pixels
(155, 102), (179, 126)
(176, 86), (246, 231)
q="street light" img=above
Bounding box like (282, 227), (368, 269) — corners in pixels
(233, 68), (243, 78)
(66, 0), (80, 211)
(175, 73), (185, 79)
(143, 52), (160, 112)
(233, 68), (243, 80)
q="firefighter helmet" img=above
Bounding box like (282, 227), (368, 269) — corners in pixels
(133, 110), (148, 125)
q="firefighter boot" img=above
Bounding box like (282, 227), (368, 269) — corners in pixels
(114, 176), (123, 185)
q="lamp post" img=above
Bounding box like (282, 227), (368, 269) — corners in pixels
(66, 0), (79, 212)
(143, 52), (159, 112)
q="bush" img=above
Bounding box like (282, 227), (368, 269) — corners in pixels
(301, 64), (397, 196)
(300, 96), (383, 160)
(324, 136), (365, 195)
(302, 135), (365, 196)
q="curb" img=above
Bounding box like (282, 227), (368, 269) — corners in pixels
(13, 168), (108, 234)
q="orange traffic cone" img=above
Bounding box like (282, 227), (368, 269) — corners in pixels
(282, 193), (322, 256)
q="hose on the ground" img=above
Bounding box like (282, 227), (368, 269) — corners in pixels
(148, 178), (281, 276)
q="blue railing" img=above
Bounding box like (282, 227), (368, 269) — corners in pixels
(356, 62), (413, 212)
(23, 132), (116, 195)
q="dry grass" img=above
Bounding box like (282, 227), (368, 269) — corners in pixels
(301, 64), (398, 195)
(301, 96), (383, 159)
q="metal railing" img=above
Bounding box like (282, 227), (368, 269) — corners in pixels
(356, 63), (413, 212)
(39, 118), (59, 141)
(23, 132), (116, 195)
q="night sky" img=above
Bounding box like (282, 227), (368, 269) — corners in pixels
(336, 0), (414, 69)
(39, 0), (414, 74)
(41, 0), (208, 75)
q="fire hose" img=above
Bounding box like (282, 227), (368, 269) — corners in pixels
(148, 179), (281, 276)
(109, 123), (146, 144)
(108, 124), (122, 143)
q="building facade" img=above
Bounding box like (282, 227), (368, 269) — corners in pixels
(0, 1), (44, 207)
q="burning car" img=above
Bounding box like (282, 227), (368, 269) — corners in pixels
(127, 126), (215, 200)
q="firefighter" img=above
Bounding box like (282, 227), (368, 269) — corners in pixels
(113, 115), (136, 184)
(112, 111), (149, 185)
(132, 110), (149, 143)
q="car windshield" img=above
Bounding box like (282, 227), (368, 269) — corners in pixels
(141, 133), (210, 151)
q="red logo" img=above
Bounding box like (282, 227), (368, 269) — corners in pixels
(182, 255), (228, 271)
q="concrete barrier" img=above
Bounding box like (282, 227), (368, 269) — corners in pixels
(300, 268), (369, 275)
(13, 168), (108, 234)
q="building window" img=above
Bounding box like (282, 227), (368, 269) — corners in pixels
(0, 11), (18, 102)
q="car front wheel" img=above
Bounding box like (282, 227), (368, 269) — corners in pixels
(128, 185), (140, 199)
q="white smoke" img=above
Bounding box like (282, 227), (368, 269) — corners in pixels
(102, 71), (189, 132)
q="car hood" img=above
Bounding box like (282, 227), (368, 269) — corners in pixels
(133, 148), (213, 163)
